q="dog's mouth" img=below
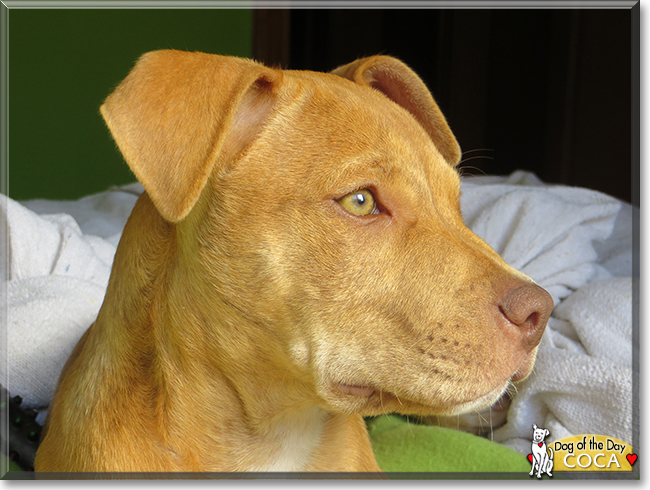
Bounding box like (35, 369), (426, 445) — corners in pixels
(326, 371), (519, 419)
(329, 378), (506, 417)
(334, 383), (376, 398)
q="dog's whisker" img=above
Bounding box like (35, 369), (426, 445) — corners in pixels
(477, 410), (493, 441)
(459, 155), (495, 165)
(445, 414), (460, 431)
(458, 164), (491, 178)
(507, 383), (519, 398)
(461, 148), (494, 155)
(405, 415), (415, 438)
(394, 393), (403, 406)
(458, 159), (493, 175)
(486, 414), (494, 441)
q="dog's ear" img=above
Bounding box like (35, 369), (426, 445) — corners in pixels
(101, 50), (281, 222)
(331, 56), (461, 166)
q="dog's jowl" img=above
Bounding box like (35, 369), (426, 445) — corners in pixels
(35, 51), (553, 472)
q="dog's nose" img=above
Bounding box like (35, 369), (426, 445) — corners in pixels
(499, 283), (554, 349)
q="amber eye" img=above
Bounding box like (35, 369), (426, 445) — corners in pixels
(337, 189), (377, 216)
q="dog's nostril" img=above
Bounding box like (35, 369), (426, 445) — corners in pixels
(499, 283), (554, 348)
(526, 311), (540, 329)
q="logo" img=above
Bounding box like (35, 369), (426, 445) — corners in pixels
(527, 427), (636, 475)
(528, 424), (554, 478)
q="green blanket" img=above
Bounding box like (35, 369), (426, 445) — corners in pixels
(367, 415), (530, 474)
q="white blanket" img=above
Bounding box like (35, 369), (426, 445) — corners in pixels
(459, 171), (634, 453)
(0, 172), (635, 451)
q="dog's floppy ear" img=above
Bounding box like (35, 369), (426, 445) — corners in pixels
(331, 56), (461, 166)
(101, 50), (281, 222)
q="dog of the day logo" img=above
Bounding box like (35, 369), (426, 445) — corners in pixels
(528, 424), (554, 478)
(527, 425), (636, 476)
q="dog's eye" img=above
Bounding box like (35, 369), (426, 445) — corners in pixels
(337, 189), (377, 216)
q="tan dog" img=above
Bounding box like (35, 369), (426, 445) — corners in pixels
(34, 51), (553, 473)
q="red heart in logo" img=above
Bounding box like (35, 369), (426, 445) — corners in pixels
(626, 454), (637, 466)
(527, 454), (533, 463)
(538, 443), (543, 447)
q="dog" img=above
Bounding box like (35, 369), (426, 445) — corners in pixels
(529, 424), (554, 478)
(34, 50), (553, 472)
(430, 392), (512, 436)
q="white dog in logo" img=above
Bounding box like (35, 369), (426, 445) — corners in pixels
(529, 424), (553, 478)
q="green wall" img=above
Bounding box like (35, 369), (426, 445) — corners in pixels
(9, 9), (252, 201)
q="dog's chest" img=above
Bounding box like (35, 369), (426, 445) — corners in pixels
(249, 407), (326, 472)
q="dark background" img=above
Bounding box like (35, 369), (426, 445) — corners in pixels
(9, 8), (636, 204)
(255, 8), (636, 204)
(9, 9), (252, 201)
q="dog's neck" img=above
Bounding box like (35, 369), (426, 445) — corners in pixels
(245, 406), (327, 472)
(92, 194), (349, 471)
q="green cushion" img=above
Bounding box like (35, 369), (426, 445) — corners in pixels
(367, 414), (530, 473)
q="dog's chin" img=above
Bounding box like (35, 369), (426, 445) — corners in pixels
(317, 347), (539, 417)
(322, 380), (510, 418)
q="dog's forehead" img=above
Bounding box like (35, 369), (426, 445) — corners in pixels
(283, 70), (427, 136)
(266, 70), (458, 190)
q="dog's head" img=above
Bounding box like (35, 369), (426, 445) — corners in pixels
(532, 425), (550, 443)
(101, 51), (553, 418)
